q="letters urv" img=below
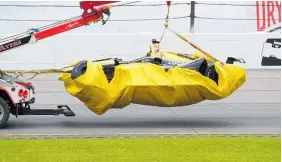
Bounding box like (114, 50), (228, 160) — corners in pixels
(256, 1), (281, 32)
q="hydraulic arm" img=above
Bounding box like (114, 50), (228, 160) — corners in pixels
(0, 1), (116, 54)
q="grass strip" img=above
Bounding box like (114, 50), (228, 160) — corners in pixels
(0, 137), (280, 162)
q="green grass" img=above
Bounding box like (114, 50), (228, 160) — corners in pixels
(0, 137), (280, 162)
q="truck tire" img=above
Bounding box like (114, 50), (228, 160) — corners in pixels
(0, 97), (10, 128)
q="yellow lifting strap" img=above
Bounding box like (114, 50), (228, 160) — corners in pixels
(166, 27), (218, 62)
(4, 64), (75, 80)
(6, 1), (218, 81)
(160, 1), (218, 62)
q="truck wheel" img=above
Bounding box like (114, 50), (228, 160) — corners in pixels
(0, 97), (10, 128)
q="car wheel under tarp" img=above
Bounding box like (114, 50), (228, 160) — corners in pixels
(205, 64), (218, 85)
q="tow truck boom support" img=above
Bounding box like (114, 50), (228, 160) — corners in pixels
(0, 1), (116, 54)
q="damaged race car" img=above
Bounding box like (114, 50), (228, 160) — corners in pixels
(58, 39), (246, 115)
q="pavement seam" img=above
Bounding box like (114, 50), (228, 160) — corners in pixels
(168, 108), (199, 136)
(0, 133), (280, 139)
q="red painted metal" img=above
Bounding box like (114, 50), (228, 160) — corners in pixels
(34, 1), (117, 41)
(15, 81), (32, 89)
(166, 1), (171, 7)
(80, 1), (118, 17)
(34, 16), (97, 40)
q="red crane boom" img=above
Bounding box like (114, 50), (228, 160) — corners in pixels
(0, 1), (116, 54)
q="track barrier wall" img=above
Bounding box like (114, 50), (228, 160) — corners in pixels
(0, 33), (280, 70)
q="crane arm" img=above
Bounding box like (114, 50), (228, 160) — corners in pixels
(0, 1), (116, 54)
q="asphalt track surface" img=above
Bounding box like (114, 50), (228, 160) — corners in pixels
(0, 70), (281, 137)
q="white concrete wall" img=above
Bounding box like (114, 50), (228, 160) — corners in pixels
(0, 1), (281, 70)
(0, 33), (280, 70)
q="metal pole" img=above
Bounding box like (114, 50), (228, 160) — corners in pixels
(190, 1), (195, 32)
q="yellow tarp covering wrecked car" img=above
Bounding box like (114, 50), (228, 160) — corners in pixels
(59, 60), (246, 115)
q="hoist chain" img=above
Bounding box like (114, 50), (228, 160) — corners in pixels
(4, 1), (219, 80)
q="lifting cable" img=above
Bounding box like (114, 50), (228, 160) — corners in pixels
(159, 1), (218, 62)
(167, 27), (218, 62)
(159, 1), (171, 43)
(6, 1), (219, 80)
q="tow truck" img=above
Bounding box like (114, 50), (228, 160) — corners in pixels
(0, 1), (116, 128)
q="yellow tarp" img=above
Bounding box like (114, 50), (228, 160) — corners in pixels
(58, 60), (246, 115)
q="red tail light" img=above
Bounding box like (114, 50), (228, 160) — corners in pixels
(23, 90), (28, 98)
(18, 89), (23, 97)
